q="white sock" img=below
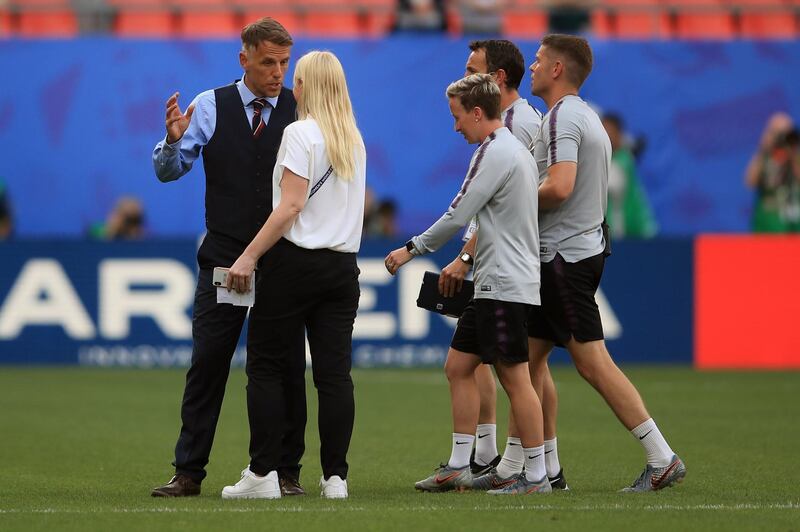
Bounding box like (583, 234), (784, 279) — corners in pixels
(474, 424), (498, 466)
(544, 437), (561, 478)
(496, 437), (524, 478)
(448, 433), (475, 469)
(523, 445), (546, 482)
(631, 418), (674, 468)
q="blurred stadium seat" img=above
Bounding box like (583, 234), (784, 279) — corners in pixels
(739, 4), (800, 39)
(174, 0), (239, 37)
(298, 0), (362, 36)
(0, 6), (10, 36)
(670, 0), (736, 38)
(593, 0), (672, 38)
(109, 0), (176, 37)
(358, 0), (395, 36)
(503, 0), (547, 37)
(13, 0), (78, 36)
(235, 0), (301, 35)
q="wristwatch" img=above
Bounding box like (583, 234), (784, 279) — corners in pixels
(459, 251), (474, 265)
(405, 239), (420, 256)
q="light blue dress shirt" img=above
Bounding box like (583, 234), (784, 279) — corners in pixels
(152, 76), (280, 182)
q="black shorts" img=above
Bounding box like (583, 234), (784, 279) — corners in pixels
(451, 298), (531, 365)
(528, 252), (605, 347)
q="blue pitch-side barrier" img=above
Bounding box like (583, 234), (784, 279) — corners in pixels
(0, 238), (693, 367)
(1, 39), (799, 237)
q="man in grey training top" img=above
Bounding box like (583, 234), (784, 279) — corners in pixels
(517, 34), (686, 492)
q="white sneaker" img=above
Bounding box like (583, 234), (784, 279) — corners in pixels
(319, 475), (348, 499)
(221, 468), (281, 499)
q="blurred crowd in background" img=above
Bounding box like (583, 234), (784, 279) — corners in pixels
(4, 109), (797, 243)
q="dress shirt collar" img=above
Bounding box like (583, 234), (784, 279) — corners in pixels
(237, 75), (280, 109)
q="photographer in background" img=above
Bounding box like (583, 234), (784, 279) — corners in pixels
(602, 113), (657, 239)
(88, 196), (145, 240)
(745, 113), (800, 233)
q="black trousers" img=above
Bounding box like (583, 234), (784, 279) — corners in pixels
(173, 268), (307, 483)
(247, 240), (359, 480)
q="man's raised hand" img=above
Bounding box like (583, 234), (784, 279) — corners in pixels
(165, 92), (195, 144)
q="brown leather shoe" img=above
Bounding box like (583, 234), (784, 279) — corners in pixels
(151, 474), (201, 497)
(279, 475), (305, 496)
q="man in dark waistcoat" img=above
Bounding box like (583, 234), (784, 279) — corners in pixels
(150, 17), (306, 497)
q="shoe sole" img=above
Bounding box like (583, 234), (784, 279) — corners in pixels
(657, 469), (686, 490)
(414, 485), (470, 493)
(221, 490), (281, 499)
(487, 488), (550, 495)
(150, 490), (200, 498)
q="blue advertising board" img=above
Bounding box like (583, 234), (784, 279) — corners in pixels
(0, 238), (693, 366)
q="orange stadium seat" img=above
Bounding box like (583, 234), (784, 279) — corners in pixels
(593, 0), (671, 38)
(18, 11), (78, 36)
(178, 10), (242, 37)
(114, 11), (176, 36)
(358, 0), (395, 36)
(739, 10), (798, 37)
(233, 0), (301, 34)
(108, 0), (175, 36)
(674, 11), (736, 37)
(733, 0), (788, 4)
(294, 0), (361, 37)
(12, 0), (77, 36)
(178, 10), (240, 37)
(666, 0), (735, 38)
(0, 9), (10, 36)
(502, 10), (548, 37)
(303, 11), (362, 36)
(502, 12), (548, 37)
(171, 0), (238, 37)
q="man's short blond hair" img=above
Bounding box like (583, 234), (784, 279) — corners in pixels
(541, 34), (593, 88)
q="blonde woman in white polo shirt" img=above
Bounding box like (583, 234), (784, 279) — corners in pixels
(222, 50), (366, 500)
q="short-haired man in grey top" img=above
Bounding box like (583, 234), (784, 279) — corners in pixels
(465, 39), (543, 152)
(522, 34), (685, 492)
(385, 74), (550, 495)
(441, 38), (547, 482)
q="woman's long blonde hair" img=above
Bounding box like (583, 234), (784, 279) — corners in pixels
(293, 51), (364, 181)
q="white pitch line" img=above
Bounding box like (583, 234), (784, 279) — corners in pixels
(0, 503), (798, 515)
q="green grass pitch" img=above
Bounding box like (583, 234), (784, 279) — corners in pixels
(0, 366), (798, 531)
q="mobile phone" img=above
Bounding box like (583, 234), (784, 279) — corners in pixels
(212, 267), (229, 287)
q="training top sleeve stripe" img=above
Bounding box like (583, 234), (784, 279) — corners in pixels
(450, 133), (496, 209)
(504, 106), (515, 133)
(548, 99), (564, 166)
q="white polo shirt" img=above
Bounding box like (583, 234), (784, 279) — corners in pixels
(273, 118), (366, 253)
